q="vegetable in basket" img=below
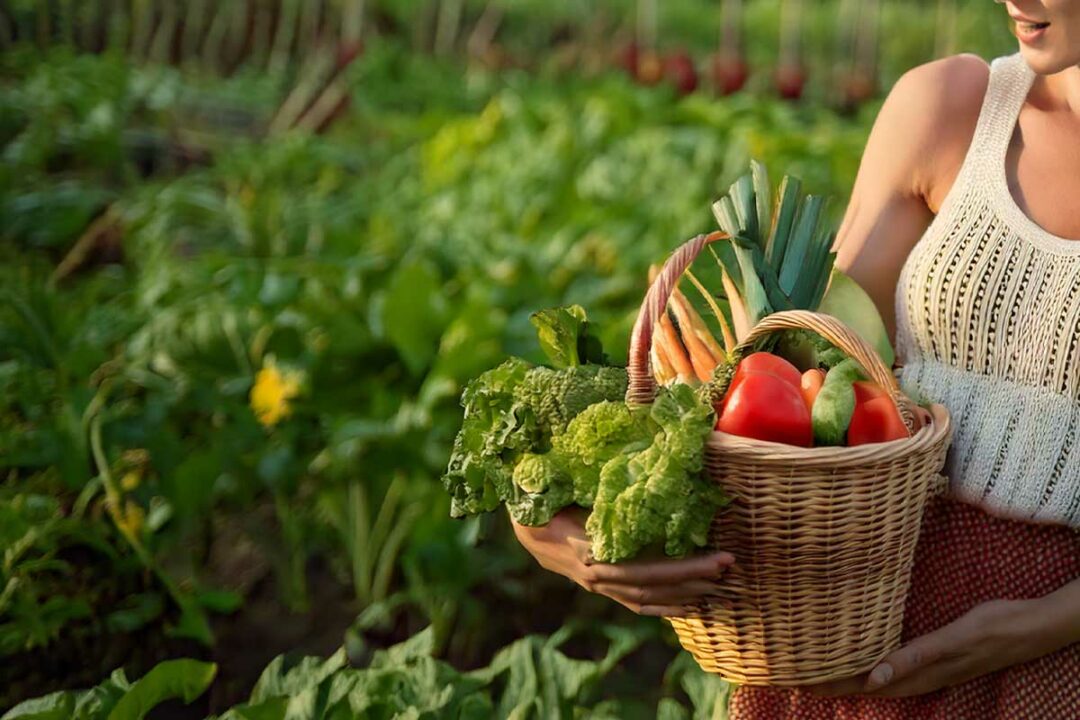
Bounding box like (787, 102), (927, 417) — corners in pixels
(848, 381), (909, 445)
(650, 161), (896, 391)
(638, 161), (918, 449)
(442, 305), (727, 563)
(715, 352), (812, 447)
(811, 358), (865, 446)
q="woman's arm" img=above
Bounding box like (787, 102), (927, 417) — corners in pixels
(813, 578), (1080, 697)
(834, 54), (988, 340)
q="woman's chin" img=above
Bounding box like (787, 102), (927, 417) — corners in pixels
(1018, 44), (1080, 76)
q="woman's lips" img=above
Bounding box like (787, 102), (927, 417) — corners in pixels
(1012, 19), (1050, 45)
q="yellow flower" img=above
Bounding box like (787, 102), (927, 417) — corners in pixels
(120, 470), (142, 492)
(120, 500), (145, 539)
(250, 360), (303, 427)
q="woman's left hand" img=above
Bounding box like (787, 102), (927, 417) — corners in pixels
(810, 599), (1054, 698)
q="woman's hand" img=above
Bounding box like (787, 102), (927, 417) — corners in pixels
(509, 506), (734, 618)
(810, 598), (1064, 698)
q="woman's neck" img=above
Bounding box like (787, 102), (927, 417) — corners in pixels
(1041, 64), (1080, 116)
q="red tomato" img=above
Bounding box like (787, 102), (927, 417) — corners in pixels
(800, 369), (825, 413)
(717, 372), (813, 447)
(852, 380), (888, 404)
(847, 396), (909, 445)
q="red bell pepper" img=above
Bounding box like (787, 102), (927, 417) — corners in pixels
(847, 388), (909, 445)
(722, 352), (802, 412)
(717, 371), (813, 447)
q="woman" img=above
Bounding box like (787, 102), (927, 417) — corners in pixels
(511, 1), (1080, 716)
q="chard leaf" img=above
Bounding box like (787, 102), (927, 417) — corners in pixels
(818, 270), (895, 366)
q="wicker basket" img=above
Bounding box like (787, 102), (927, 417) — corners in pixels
(625, 233), (953, 686)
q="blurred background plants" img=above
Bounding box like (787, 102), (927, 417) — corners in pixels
(0, 0), (1013, 716)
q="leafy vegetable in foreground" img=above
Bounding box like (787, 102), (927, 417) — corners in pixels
(443, 358), (629, 524)
(8, 622), (728, 720)
(443, 306), (727, 562)
(585, 384), (725, 561)
(1, 659), (216, 720)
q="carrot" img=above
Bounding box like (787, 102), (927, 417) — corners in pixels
(647, 264), (678, 385)
(669, 289), (719, 382)
(684, 268), (736, 353)
(671, 285), (723, 361)
(721, 269), (753, 342)
(650, 343), (677, 386)
(656, 310), (697, 384)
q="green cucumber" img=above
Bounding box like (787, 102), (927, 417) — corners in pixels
(811, 358), (864, 446)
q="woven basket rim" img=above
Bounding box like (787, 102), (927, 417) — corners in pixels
(706, 403), (951, 467)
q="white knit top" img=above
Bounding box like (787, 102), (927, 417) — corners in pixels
(895, 53), (1080, 529)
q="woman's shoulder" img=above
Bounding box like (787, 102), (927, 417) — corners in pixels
(877, 54), (991, 209)
(886, 54), (989, 134)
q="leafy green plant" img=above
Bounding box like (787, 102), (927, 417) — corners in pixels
(1, 659), (215, 720)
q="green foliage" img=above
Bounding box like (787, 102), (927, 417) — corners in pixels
(6, 620), (733, 718)
(1, 659), (215, 720)
(529, 305), (606, 369)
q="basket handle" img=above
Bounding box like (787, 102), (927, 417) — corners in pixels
(625, 235), (917, 435)
(626, 232), (726, 405)
(735, 310), (918, 434)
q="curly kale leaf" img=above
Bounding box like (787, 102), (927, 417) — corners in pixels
(506, 452), (574, 526)
(443, 360), (627, 520)
(512, 365), (628, 438)
(553, 401), (652, 506)
(444, 358), (532, 518)
(774, 328), (847, 371)
(584, 384), (726, 562)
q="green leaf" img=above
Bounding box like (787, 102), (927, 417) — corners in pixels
(214, 701), (287, 720)
(1, 691), (75, 720)
(662, 653), (732, 720)
(818, 270), (895, 367)
(104, 593), (164, 634)
(765, 175), (802, 267)
(778, 195), (824, 297)
(751, 160), (772, 244)
(168, 597), (214, 646)
(380, 258), (448, 375)
(528, 305), (604, 369)
(197, 588), (244, 614)
(250, 650), (347, 703)
(106, 659), (216, 720)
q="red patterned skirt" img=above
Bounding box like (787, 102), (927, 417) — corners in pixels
(729, 496), (1080, 720)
